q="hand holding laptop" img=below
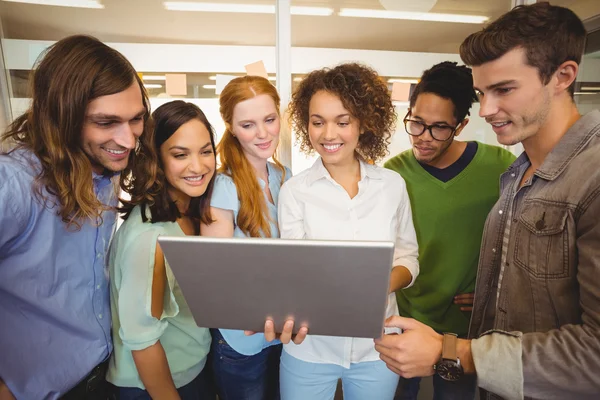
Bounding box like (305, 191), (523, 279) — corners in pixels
(245, 318), (309, 345)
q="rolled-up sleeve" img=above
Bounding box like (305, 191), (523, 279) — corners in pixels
(117, 229), (179, 351)
(471, 330), (524, 400)
(393, 185), (420, 287)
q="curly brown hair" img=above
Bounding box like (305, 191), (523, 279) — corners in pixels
(288, 63), (396, 163)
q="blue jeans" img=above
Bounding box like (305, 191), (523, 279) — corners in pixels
(113, 366), (215, 400)
(210, 329), (282, 400)
(395, 374), (477, 400)
(280, 350), (399, 400)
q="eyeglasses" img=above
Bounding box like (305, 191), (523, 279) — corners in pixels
(403, 112), (460, 142)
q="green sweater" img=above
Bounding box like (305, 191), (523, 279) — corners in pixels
(384, 142), (515, 336)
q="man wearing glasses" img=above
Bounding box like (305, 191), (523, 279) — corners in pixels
(383, 61), (515, 400)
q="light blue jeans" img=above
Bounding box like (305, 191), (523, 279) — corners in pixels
(280, 349), (399, 400)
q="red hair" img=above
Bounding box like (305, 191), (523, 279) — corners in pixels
(218, 76), (286, 237)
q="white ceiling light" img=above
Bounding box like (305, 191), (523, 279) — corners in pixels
(338, 8), (488, 24)
(144, 84), (163, 89)
(290, 6), (333, 16)
(142, 75), (167, 81)
(379, 0), (437, 13)
(164, 2), (333, 16)
(1, 0), (104, 8)
(203, 84), (217, 89)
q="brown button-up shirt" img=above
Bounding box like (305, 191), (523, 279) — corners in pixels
(469, 110), (600, 400)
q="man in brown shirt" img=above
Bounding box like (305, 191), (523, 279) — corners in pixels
(375, 3), (600, 399)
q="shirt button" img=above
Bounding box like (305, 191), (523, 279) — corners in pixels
(96, 285), (101, 290)
(511, 173), (515, 177)
(96, 253), (102, 259)
(492, 248), (496, 253)
(98, 314), (103, 319)
(499, 210), (503, 215)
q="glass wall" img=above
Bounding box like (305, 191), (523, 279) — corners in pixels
(0, 0), (277, 146)
(576, 27), (600, 114)
(288, 0), (514, 171)
(2, 1), (600, 166)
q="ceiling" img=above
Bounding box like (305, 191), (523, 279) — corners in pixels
(0, 1), (598, 53)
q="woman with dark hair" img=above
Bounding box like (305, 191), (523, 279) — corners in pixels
(107, 100), (217, 400)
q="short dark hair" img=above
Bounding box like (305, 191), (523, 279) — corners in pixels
(459, 2), (586, 96)
(409, 61), (477, 123)
(120, 100), (217, 225)
(288, 63), (396, 163)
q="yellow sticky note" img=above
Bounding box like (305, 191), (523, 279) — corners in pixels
(391, 82), (411, 102)
(166, 74), (188, 96)
(245, 60), (269, 79)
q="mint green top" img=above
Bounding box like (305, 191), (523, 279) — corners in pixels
(384, 142), (515, 336)
(106, 205), (211, 389)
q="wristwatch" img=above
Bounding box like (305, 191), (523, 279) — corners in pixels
(434, 333), (464, 381)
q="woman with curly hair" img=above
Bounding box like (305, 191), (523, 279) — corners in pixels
(107, 100), (216, 399)
(278, 63), (420, 400)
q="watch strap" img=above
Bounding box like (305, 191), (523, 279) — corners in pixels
(442, 333), (458, 361)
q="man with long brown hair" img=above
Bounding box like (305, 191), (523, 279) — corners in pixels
(0, 35), (149, 399)
(375, 3), (600, 400)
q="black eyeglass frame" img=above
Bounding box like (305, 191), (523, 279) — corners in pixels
(403, 111), (462, 142)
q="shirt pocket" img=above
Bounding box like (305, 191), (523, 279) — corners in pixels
(513, 201), (571, 279)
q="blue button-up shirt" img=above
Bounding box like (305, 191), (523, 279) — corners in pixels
(0, 148), (116, 399)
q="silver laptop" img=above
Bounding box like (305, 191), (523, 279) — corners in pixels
(158, 236), (394, 339)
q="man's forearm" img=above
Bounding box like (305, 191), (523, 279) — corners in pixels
(457, 339), (476, 374)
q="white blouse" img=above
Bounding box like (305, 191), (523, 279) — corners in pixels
(278, 158), (419, 368)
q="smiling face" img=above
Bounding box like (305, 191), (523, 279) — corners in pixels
(308, 90), (361, 168)
(230, 94), (280, 166)
(160, 118), (216, 210)
(473, 47), (552, 146)
(81, 81), (146, 174)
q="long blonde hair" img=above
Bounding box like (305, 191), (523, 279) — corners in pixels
(1, 35), (150, 230)
(218, 76), (286, 237)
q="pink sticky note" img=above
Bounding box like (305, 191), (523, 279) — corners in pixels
(166, 74), (187, 96)
(245, 60), (269, 79)
(391, 82), (411, 102)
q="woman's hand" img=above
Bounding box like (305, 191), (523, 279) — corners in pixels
(245, 319), (308, 345)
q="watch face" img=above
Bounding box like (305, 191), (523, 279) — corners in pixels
(436, 359), (464, 382)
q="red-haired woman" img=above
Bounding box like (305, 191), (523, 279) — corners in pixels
(201, 76), (306, 400)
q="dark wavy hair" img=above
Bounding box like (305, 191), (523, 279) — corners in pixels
(410, 61), (478, 123)
(288, 63), (396, 163)
(460, 2), (586, 96)
(1, 34), (150, 230)
(119, 101), (217, 225)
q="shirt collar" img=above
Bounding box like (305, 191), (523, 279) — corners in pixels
(534, 110), (600, 181)
(306, 157), (383, 186)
